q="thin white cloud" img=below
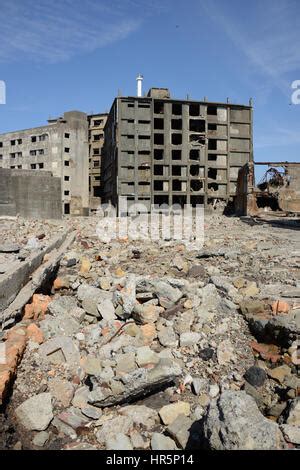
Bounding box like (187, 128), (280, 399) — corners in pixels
(255, 126), (300, 149)
(0, 0), (160, 63)
(200, 0), (300, 97)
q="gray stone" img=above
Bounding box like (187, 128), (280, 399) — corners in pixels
(15, 393), (53, 431)
(72, 386), (90, 409)
(152, 280), (183, 307)
(56, 407), (89, 430)
(201, 390), (284, 450)
(113, 274), (137, 319)
(106, 433), (133, 450)
(115, 352), (137, 376)
(82, 297), (101, 317)
(38, 336), (80, 366)
(0, 243), (20, 253)
(280, 424), (300, 444)
(97, 298), (116, 321)
(39, 316), (80, 339)
(158, 327), (178, 348)
(90, 359), (182, 407)
(82, 355), (102, 376)
(167, 414), (193, 449)
(196, 283), (221, 321)
(48, 378), (74, 407)
(32, 431), (49, 447)
(136, 346), (160, 367)
(159, 401), (190, 425)
(81, 405), (102, 420)
(47, 296), (78, 317)
(96, 416), (134, 444)
(192, 378), (209, 396)
(180, 332), (201, 347)
(119, 405), (158, 428)
(151, 433), (178, 450)
(244, 366), (267, 388)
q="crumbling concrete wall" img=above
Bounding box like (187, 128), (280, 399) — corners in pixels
(235, 162), (258, 216)
(0, 168), (62, 219)
(278, 164), (300, 213)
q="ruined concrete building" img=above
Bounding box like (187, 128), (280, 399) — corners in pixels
(0, 111), (89, 216)
(236, 161), (300, 216)
(88, 113), (107, 213)
(102, 87), (253, 211)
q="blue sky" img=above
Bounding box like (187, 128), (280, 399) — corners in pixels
(0, 0), (299, 182)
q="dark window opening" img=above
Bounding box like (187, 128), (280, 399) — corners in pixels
(172, 150), (181, 160)
(154, 134), (164, 145)
(208, 168), (217, 180)
(208, 139), (217, 150)
(65, 147), (70, 153)
(154, 149), (163, 160)
(190, 134), (205, 144)
(139, 150), (150, 156)
(189, 119), (205, 132)
(126, 135), (134, 139)
(208, 123), (217, 131)
(65, 133), (70, 138)
(172, 103), (182, 115)
(154, 165), (163, 176)
(171, 119), (182, 130)
(39, 163), (44, 169)
(93, 187), (101, 197)
(172, 195), (187, 206)
(94, 148), (100, 155)
(190, 165), (200, 177)
(154, 101), (164, 114)
(11, 140), (16, 146)
(128, 103), (134, 108)
(172, 180), (182, 191)
(64, 203), (70, 215)
(154, 195), (169, 205)
(208, 154), (217, 161)
(190, 149), (200, 160)
(64, 160), (70, 166)
(138, 120), (150, 124)
(31, 136), (36, 143)
(191, 195), (204, 206)
(189, 104), (200, 116)
(64, 190), (70, 196)
(30, 164), (36, 169)
(172, 166), (182, 176)
(191, 180), (203, 191)
(154, 118), (164, 130)
(172, 134), (182, 145)
(138, 103), (150, 108)
(138, 135), (150, 140)
(208, 182), (219, 191)
(207, 105), (217, 115)
(154, 180), (164, 190)
(64, 176), (70, 181)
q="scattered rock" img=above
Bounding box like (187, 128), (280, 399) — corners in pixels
(159, 401), (190, 425)
(201, 391), (285, 450)
(15, 393), (53, 431)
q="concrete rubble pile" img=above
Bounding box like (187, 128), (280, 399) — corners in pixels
(0, 214), (299, 450)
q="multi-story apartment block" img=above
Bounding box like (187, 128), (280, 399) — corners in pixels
(88, 113), (108, 212)
(102, 87), (253, 212)
(0, 111), (89, 216)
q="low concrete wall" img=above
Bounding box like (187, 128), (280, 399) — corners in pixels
(0, 168), (62, 219)
(0, 229), (71, 314)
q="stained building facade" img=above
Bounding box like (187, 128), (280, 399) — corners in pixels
(102, 88), (253, 212)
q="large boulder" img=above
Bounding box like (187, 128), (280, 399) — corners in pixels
(200, 390), (285, 450)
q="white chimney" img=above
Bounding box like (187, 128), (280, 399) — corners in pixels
(136, 74), (143, 97)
